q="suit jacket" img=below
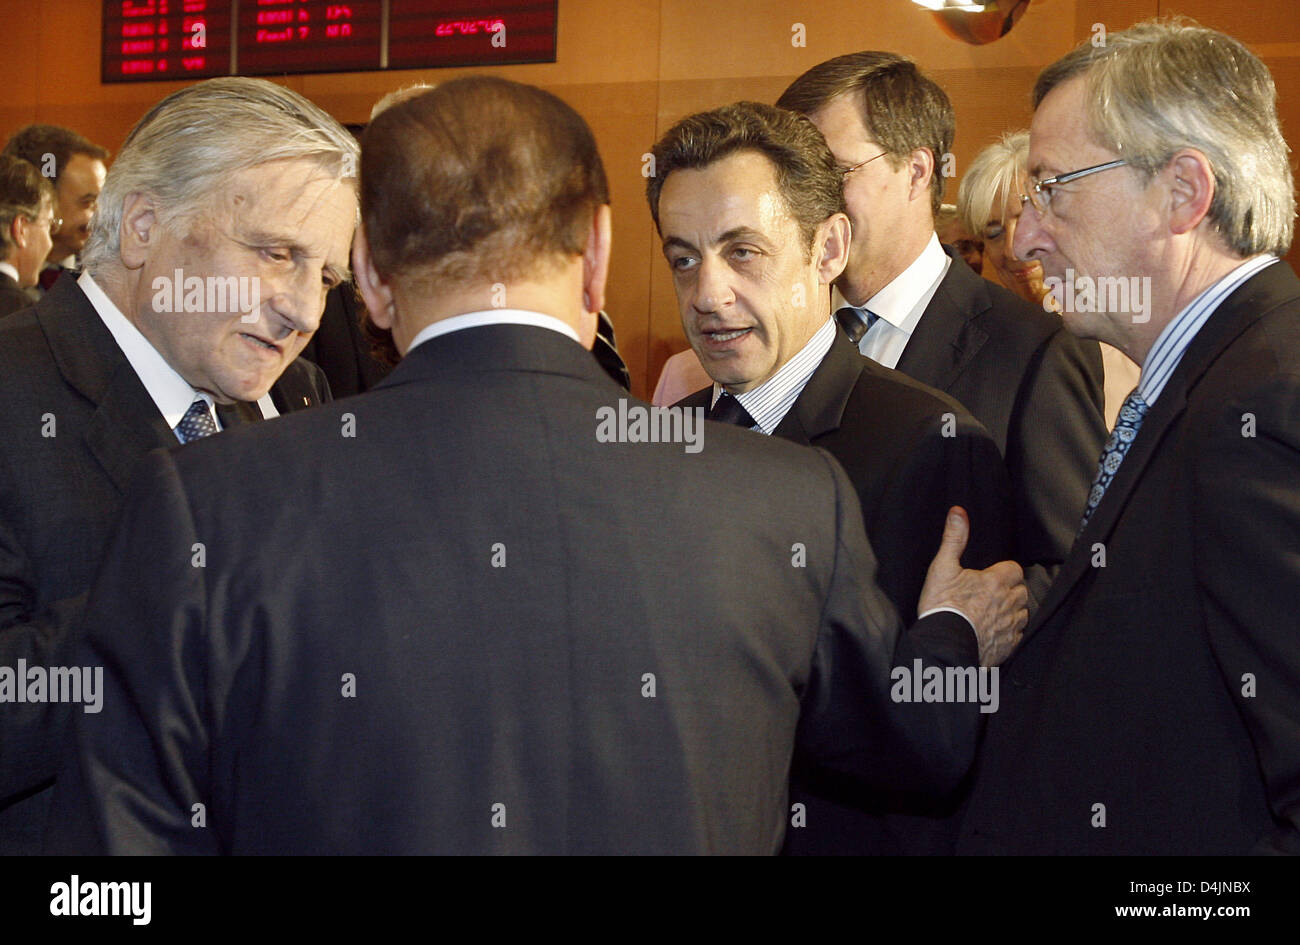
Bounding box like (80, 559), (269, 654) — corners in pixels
(959, 260), (1300, 854)
(0, 277), (329, 854)
(895, 248), (1107, 605)
(680, 334), (1015, 854)
(0, 271), (32, 319)
(47, 324), (985, 855)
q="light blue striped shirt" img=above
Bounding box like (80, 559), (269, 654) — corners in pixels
(1139, 255), (1277, 405)
(713, 317), (837, 434)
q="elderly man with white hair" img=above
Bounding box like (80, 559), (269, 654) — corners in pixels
(0, 77), (358, 853)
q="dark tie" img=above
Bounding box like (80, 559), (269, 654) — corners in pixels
(38, 267), (63, 292)
(707, 391), (756, 428)
(835, 305), (879, 345)
(176, 397), (219, 443)
(1079, 389), (1149, 530)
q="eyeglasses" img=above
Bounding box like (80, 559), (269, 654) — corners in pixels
(840, 152), (889, 176)
(1019, 159), (1128, 215)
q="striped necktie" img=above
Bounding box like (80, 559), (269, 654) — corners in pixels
(835, 305), (879, 345)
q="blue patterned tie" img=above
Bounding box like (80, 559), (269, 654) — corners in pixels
(1079, 389), (1149, 530)
(176, 397), (219, 443)
(835, 306), (879, 345)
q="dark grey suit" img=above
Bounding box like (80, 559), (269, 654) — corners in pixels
(48, 324), (983, 854)
(959, 260), (1300, 854)
(0, 277), (329, 853)
(897, 248), (1107, 604)
(0, 271), (32, 318)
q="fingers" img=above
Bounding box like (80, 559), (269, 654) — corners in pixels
(931, 506), (970, 573)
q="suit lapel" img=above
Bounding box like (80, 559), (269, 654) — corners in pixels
(771, 335), (862, 445)
(895, 248), (990, 392)
(1020, 260), (1300, 641)
(215, 400), (264, 428)
(36, 279), (177, 493)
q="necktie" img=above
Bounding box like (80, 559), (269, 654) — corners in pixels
(38, 268), (63, 292)
(176, 397), (219, 443)
(835, 305), (879, 345)
(1079, 389), (1149, 530)
(707, 392), (756, 429)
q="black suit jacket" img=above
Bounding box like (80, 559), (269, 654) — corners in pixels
(0, 271), (32, 319)
(681, 334), (1015, 854)
(895, 248), (1107, 604)
(48, 324), (985, 854)
(0, 277), (329, 853)
(959, 260), (1300, 855)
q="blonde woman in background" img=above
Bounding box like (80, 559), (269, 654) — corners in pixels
(958, 130), (1138, 429)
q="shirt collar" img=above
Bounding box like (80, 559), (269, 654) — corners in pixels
(78, 270), (215, 433)
(854, 232), (949, 333)
(1137, 254), (1277, 406)
(407, 308), (581, 354)
(713, 317), (837, 435)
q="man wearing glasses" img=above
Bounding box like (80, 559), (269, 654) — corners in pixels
(778, 53), (1108, 611)
(959, 20), (1300, 854)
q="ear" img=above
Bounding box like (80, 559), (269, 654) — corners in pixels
(814, 212), (852, 286)
(118, 192), (159, 270)
(907, 147), (936, 204)
(578, 204), (612, 348)
(351, 223), (396, 330)
(1166, 149), (1216, 236)
(10, 214), (28, 251)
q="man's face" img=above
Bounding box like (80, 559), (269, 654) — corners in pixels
(130, 158), (357, 403)
(809, 92), (916, 304)
(51, 153), (106, 261)
(658, 150), (833, 394)
(15, 195), (55, 287)
(1014, 77), (1161, 344)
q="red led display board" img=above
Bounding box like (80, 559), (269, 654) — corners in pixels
(103, 0), (557, 82)
(388, 1), (557, 70)
(102, 0), (233, 82)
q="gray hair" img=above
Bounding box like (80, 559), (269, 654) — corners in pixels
(957, 130), (1029, 239)
(1034, 18), (1294, 257)
(82, 77), (359, 272)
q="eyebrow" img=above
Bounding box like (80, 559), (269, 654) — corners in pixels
(242, 229), (353, 284)
(661, 226), (770, 253)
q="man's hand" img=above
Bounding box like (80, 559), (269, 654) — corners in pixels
(918, 507), (1028, 666)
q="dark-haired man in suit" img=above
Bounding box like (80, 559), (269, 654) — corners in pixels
(648, 101), (1014, 854)
(0, 154), (55, 316)
(49, 76), (1027, 855)
(779, 52), (1108, 608)
(0, 77), (356, 853)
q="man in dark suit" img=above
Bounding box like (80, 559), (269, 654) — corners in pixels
(48, 77), (1027, 855)
(0, 154), (55, 316)
(2, 125), (109, 293)
(0, 77), (356, 854)
(958, 20), (1300, 854)
(778, 53), (1108, 606)
(648, 102), (1014, 853)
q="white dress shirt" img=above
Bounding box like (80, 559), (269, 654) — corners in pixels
(833, 232), (951, 369)
(712, 317), (836, 434)
(0, 262), (20, 283)
(407, 308), (581, 354)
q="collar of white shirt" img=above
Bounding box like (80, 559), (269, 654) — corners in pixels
(712, 317), (837, 435)
(832, 231), (950, 346)
(406, 308), (581, 354)
(0, 262), (20, 283)
(77, 270), (276, 437)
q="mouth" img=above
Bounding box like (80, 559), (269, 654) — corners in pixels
(699, 326), (753, 347)
(239, 332), (282, 355)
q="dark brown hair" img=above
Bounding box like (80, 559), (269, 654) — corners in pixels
(361, 76), (610, 289)
(2, 124), (109, 182)
(0, 154), (54, 253)
(645, 101), (844, 254)
(777, 52), (953, 215)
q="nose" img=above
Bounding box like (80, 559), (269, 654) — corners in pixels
(264, 268), (326, 338)
(1012, 198), (1050, 262)
(691, 254), (735, 315)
